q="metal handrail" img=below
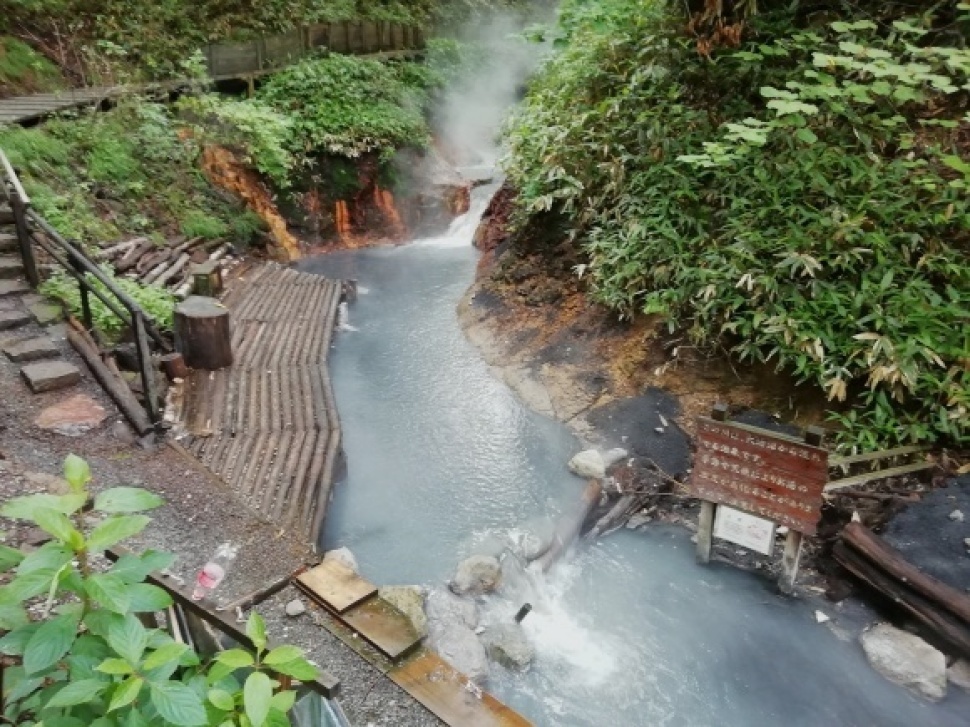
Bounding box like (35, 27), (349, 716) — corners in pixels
(0, 146), (170, 425)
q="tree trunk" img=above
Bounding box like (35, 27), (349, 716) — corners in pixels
(174, 296), (232, 370)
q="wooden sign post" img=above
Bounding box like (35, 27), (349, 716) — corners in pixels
(689, 404), (828, 594)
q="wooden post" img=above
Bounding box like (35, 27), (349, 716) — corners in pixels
(778, 425), (824, 594)
(696, 501), (715, 564)
(133, 312), (159, 424)
(10, 195), (39, 287)
(174, 296), (232, 370)
(191, 260), (223, 297)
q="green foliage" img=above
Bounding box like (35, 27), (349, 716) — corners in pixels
(0, 455), (318, 727)
(259, 54), (430, 159)
(0, 37), (64, 95)
(40, 268), (178, 334)
(180, 210), (229, 240)
(503, 0), (970, 451)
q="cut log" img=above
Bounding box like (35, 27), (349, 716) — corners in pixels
(96, 237), (144, 260)
(584, 493), (648, 541)
(841, 522), (970, 624)
(152, 253), (191, 288)
(136, 249), (171, 276)
(66, 324), (153, 435)
(833, 541), (970, 658)
(174, 296), (232, 370)
(191, 260), (224, 296)
(116, 239), (157, 272)
(535, 479), (602, 572)
(160, 352), (189, 381)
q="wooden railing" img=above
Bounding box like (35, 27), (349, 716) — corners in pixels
(0, 148), (171, 426)
(204, 20), (427, 80)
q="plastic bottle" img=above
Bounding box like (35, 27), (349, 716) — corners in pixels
(191, 543), (238, 601)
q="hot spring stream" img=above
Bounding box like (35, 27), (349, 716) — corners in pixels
(297, 187), (966, 726)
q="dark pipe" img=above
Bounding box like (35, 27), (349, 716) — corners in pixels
(514, 604), (533, 624)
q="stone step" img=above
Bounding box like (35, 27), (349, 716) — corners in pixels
(0, 256), (23, 280)
(3, 337), (59, 363)
(0, 207), (12, 225)
(28, 301), (63, 326)
(0, 310), (31, 331)
(0, 280), (29, 297)
(21, 360), (81, 393)
(0, 233), (17, 253)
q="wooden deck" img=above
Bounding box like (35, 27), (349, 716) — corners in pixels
(0, 87), (127, 125)
(172, 263), (343, 542)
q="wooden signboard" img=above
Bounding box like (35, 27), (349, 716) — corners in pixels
(689, 416), (828, 535)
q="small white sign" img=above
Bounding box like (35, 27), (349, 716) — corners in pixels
(714, 505), (776, 555)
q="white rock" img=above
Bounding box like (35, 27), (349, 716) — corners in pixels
(425, 588), (480, 632)
(450, 555), (501, 597)
(484, 623), (534, 671)
(284, 599), (306, 617)
(860, 623), (946, 701)
(568, 450), (605, 479)
(323, 547), (358, 573)
(434, 623), (489, 684)
(379, 586), (427, 637)
(654, 427), (665, 435)
(964, 538), (970, 550)
(602, 448), (629, 469)
(626, 512), (652, 530)
(947, 659), (970, 692)
(814, 610), (830, 624)
(950, 509), (965, 523)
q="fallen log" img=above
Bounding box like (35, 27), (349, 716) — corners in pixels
(96, 237), (144, 260)
(67, 323), (153, 435)
(151, 253), (191, 288)
(833, 541), (970, 658)
(116, 238), (157, 272)
(842, 522), (970, 624)
(584, 493), (647, 541)
(535, 479), (602, 573)
(137, 249), (171, 276)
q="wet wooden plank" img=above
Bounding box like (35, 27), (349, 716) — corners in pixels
(339, 596), (422, 660)
(389, 651), (532, 727)
(296, 558), (377, 613)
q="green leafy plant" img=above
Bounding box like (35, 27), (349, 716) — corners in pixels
(180, 209), (230, 240)
(0, 454), (319, 727)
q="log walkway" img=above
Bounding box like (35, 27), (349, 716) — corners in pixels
(172, 263), (343, 543)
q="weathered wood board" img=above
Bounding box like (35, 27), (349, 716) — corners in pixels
(296, 558), (377, 613)
(389, 650), (533, 727)
(339, 596), (422, 660)
(687, 417), (828, 534)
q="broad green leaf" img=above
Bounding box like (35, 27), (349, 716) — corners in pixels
(87, 515), (150, 551)
(3, 567), (60, 601)
(85, 609), (125, 639)
(109, 550), (175, 584)
(263, 645), (303, 666)
(269, 690), (296, 713)
(0, 601), (29, 630)
(149, 681), (207, 726)
(94, 487), (163, 514)
(96, 657), (134, 675)
(142, 642), (188, 671)
(269, 658), (318, 681)
(64, 454), (92, 491)
(0, 544), (24, 571)
(17, 543), (72, 575)
(1, 493), (87, 520)
(33, 508), (83, 549)
(128, 583), (173, 613)
(47, 678), (107, 708)
(123, 708), (150, 727)
(23, 612), (80, 675)
(0, 622), (40, 656)
(4, 664), (43, 702)
(107, 614), (148, 665)
(207, 688), (235, 711)
(246, 613), (267, 651)
(214, 648), (255, 669)
(244, 672), (273, 727)
(108, 676), (144, 713)
(85, 574), (131, 614)
(795, 128), (818, 144)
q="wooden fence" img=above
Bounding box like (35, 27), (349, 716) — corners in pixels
(204, 21), (426, 80)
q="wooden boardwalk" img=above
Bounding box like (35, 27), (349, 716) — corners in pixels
(0, 87), (127, 125)
(172, 263), (343, 542)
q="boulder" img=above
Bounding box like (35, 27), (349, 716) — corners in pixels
(484, 623), (534, 671)
(425, 587), (479, 632)
(323, 547), (358, 574)
(450, 555), (501, 596)
(434, 623), (489, 684)
(602, 448), (629, 470)
(948, 659), (970, 692)
(568, 449), (605, 479)
(379, 586), (427, 637)
(860, 623), (946, 701)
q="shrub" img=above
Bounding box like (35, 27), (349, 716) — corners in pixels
(0, 454), (318, 727)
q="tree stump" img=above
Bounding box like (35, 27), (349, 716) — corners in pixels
(174, 296), (232, 370)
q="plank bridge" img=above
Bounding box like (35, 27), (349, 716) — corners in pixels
(171, 263), (343, 543)
(0, 20), (426, 125)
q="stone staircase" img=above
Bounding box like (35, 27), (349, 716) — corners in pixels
(0, 208), (81, 394)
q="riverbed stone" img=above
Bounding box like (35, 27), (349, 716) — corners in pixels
(602, 447), (629, 470)
(425, 587), (479, 631)
(434, 623), (489, 684)
(860, 623), (946, 701)
(948, 659), (970, 692)
(323, 547), (358, 573)
(284, 599), (306, 617)
(484, 623), (534, 671)
(379, 586), (427, 637)
(568, 449), (605, 479)
(450, 554), (501, 596)
(34, 394), (107, 435)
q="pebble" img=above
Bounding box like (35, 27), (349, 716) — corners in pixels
(950, 510), (965, 523)
(654, 427), (665, 435)
(815, 610), (830, 624)
(284, 599), (306, 617)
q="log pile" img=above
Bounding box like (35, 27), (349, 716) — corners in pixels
(94, 236), (234, 298)
(834, 522), (970, 658)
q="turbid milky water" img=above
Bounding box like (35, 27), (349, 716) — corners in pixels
(297, 188), (968, 726)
